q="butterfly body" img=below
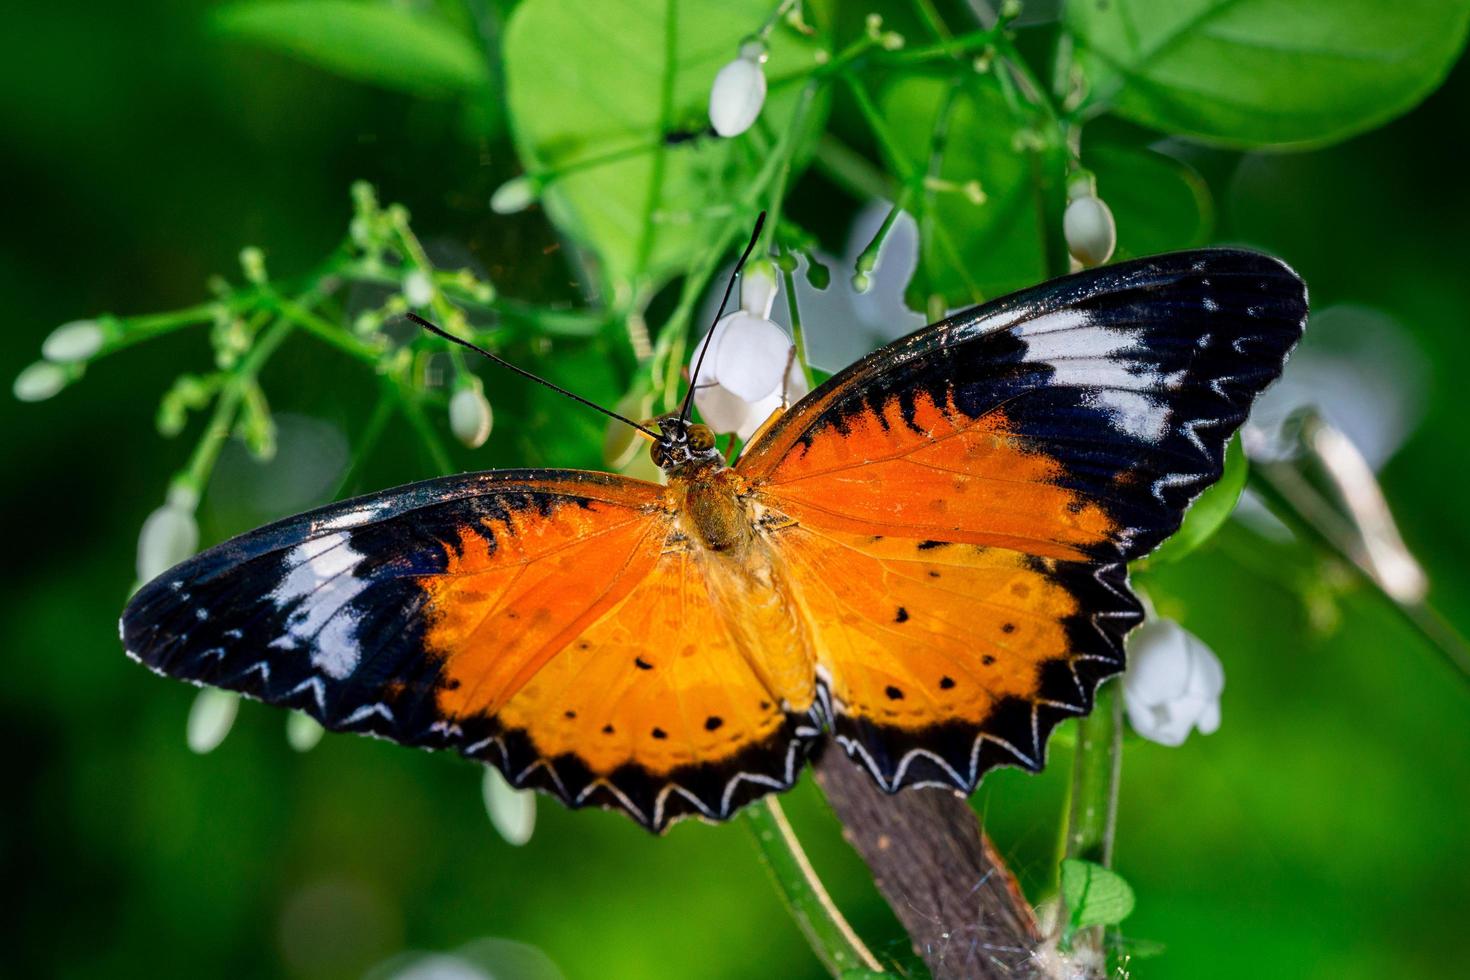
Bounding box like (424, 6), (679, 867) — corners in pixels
(124, 250), (1308, 830)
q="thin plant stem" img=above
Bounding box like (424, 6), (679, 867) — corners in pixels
(394, 380), (456, 475)
(743, 797), (885, 976)
(780, 262), (815, 392)
(179, 316), (294, 495)
(1059, 680), (1123, 962)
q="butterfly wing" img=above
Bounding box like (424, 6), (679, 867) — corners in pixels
(739, 249), (1307, 790)
(122, 469), (819, 830)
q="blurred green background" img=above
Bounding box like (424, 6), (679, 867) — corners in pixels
(4, 2), (1468, 978)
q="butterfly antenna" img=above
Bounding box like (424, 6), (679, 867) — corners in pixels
(678, 211), (767, 426)
(406, 312), (660, 439)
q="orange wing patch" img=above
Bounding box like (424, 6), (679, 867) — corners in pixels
(772, 522), (1139, 791)
(750, 388), (1115, 561)
(419, 502), (821, 830)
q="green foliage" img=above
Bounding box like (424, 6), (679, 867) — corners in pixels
(1061, 858), (1136, 933)
(880, 71), (1062, 308)
(1067, 0), (1470, 147)
(503, 0), (827, 291)
(214, 0), (490, 97)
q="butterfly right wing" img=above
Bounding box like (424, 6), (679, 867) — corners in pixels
(122, 469), (818, 830)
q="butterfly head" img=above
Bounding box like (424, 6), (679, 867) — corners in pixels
(650, 415), (720, 472)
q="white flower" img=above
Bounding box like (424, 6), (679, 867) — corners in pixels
(697, 357), (809, 441)
(709, 42), (767, 137)
(136, 487), (200, 582)
(43, 320), (105, 363)
(186, 688), (240, 754)
(482, 767), (535, 846)
(689, 261), (807, 439)
(1123, 617), (1224, 747)
(449, 382), (493, 448)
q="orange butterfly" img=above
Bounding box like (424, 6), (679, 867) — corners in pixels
(123, 250), (1306, 831)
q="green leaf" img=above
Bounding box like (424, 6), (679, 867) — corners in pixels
(503, 0), (828, 291)
(1146, 433), (1248, 565)
(213, 1), (490, 98)
(878, 73), (1066, 311)
(1084, 143), (1213, 260)
(1060, 858), (1136, 931)
(1066, 0), (1470, 148)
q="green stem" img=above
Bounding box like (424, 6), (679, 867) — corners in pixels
(394, 380), (456, 475)
(744, 797), (885, 976)
(179, 316), (294, 494)
(336, 391), (397, 497)
(270, 292), (382, 363)
(1059, 678), (1123, 958)
(780, 261), (815, 392)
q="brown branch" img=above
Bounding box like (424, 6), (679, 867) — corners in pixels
(812, 749), (1050, 979)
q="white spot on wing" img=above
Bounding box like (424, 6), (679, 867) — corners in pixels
(269, 531), (372, 680)
(1015, 308), (1172, 443)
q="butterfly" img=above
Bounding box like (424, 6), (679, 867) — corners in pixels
(122, 250), (1306, 831)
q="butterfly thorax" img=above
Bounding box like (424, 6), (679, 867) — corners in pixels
(671, 462), (754, 554)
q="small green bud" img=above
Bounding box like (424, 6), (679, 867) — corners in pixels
(1067, 168), (1099, 202)
(804, 258), (831, 290)
(851, 270), (871, 293)
(239, 246), (267, 285)
(350, 180), (378, 215)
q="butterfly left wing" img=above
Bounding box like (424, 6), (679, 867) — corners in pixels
(738, 249), (1307, 791)
(122, 469), (820, 831)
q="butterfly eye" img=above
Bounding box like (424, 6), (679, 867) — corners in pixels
(649, 440), (670, 468)
(687, 424), (715, 453)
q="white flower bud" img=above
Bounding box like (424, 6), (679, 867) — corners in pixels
(709, 53), (767, 137)
(286, 711), (325, 752)
(1064, 195), (1117, 268)
(449, 382), (493, 448)
(403, 270), (434, 308)
(186, 688), (240, 754)
(136, 499), (199, 582)
(43, 320), (105, 363)
(482, 766), (535, 846)
(1123, 618), (1224, 747)
(13, 361), (69, 402)
(490, 176), (537, 214)
(740, 260), (779, 319)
